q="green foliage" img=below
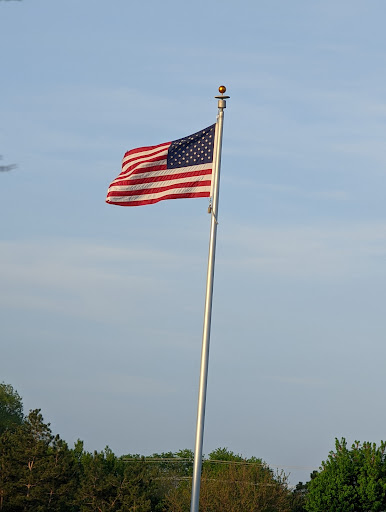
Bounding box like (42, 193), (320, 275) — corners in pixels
(0, 383), (309, 511)
(0, 382), (23, 435)
(0, 409), (78, 511)
(76, 447), (152, 512)
(289, 480), (310, 512)
(121, 450), (194, 511)
(164, 447), (292, 512)
(207, 447), (245, 461)
(0, 410), (154, 512)
(305, 438), (386, 512)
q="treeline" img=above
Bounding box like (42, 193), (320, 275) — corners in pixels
(0, 383), (304, 511)
(0, 410), (302, 511)
(2, 382), (386, 511)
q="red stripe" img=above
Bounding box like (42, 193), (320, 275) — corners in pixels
(106, 191), (210, 207)
(112, 168), (212, 186)
(118, 159), (166, 177)
(123, 142), (171, 159)
(117, 164), (168, 181)
(107, 180), (212, 198)
(122, 145), (169, 169)
(122, 147), (169, 168)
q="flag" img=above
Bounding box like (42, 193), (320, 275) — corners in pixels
(106, 124), (216, 207)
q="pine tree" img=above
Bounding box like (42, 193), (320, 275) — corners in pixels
(0, 409), (78, 511)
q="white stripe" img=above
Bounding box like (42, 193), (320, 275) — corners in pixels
(109, 173), (212, 192)
(122, 146), (169, 171)
(121, 157), (168, 176)
(108, 185), (212, 203)
(122, 151), (169, 174)
(123, 143), (170, 162)
(114, 163), (213, 183)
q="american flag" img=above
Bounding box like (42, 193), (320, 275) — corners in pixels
(106, 124), (216, 207)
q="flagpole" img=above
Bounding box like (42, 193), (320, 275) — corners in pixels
(190, 86), (229, 512)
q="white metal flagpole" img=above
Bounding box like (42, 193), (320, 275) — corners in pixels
(190, 86), (230, 512)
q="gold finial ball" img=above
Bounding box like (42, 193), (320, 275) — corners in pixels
(218, 85), (226, 94)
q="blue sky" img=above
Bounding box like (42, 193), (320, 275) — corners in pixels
(2, 0), (386, 485)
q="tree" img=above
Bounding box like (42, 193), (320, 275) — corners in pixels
(164, 447), (292, 512)
(76, 447), (152, 512)
(0, 382), (23, 435)
(305, 438), (386, 512)
(0, 409), (78, 511)
(120, 449), (195, 511)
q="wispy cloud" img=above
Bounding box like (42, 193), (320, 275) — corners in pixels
(263, 374), (327, 388)
(0, 239), (188, 322)
(222, 179), (351, 202)
(3, 219), (386, 329)
(220, 221), (386, 279)
(61, 373), (177, 397)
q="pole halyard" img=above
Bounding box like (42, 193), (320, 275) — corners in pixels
(190, 86), (229, 512)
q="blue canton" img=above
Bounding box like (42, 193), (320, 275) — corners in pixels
(167, 124), (215, 169)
